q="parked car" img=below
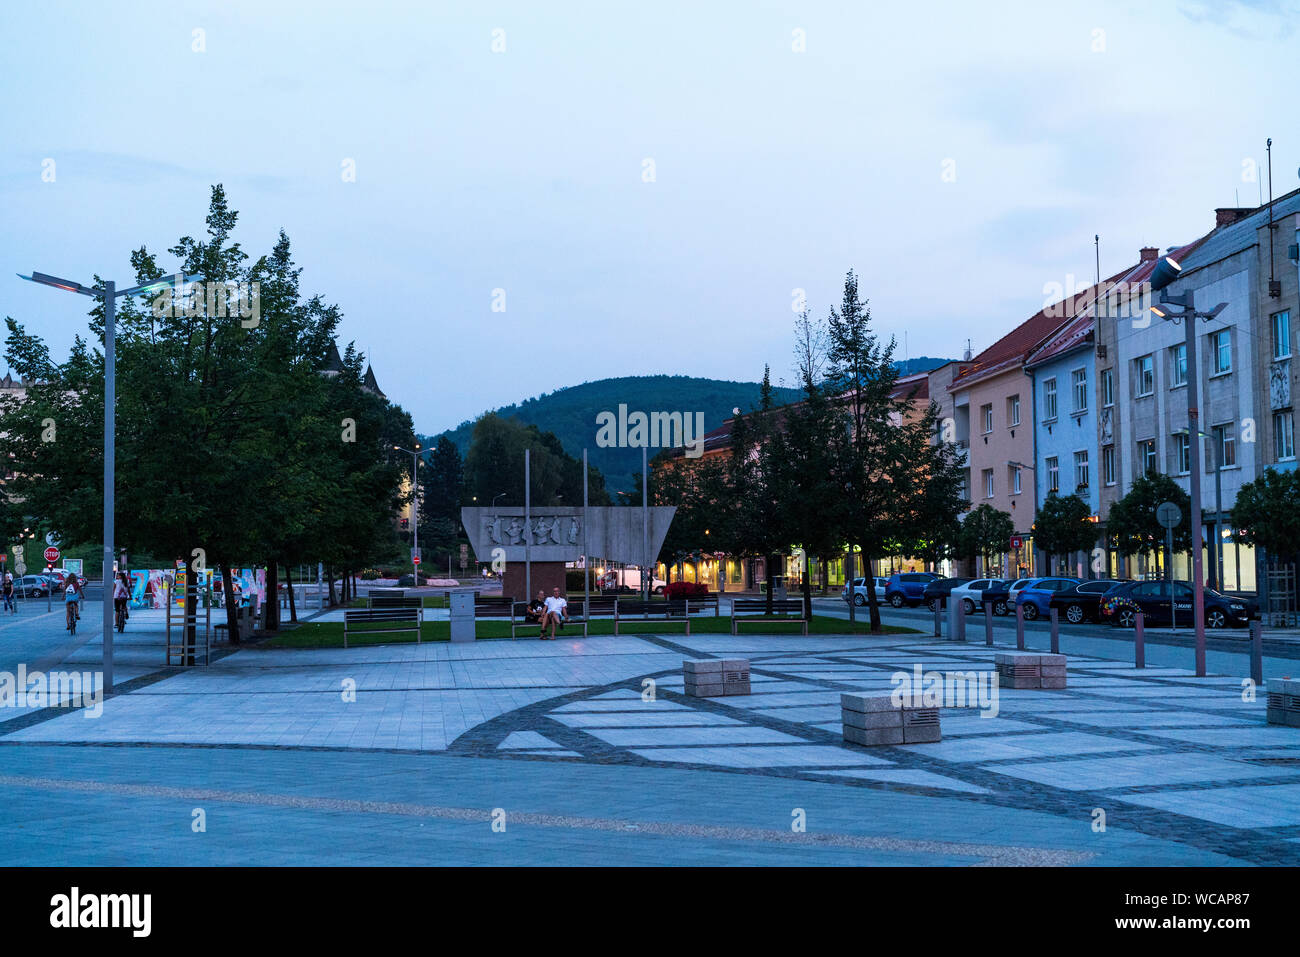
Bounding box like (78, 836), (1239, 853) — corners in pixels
(883, 572), (939, 608)
(919, 577), (972, 611)
(44, 568), (89, 590)
(841, 576), (889, 606)
(1014, 577), (1082, 620)
(1049, 580), (1126, 624)
(1100, 581), (1255, 629)
(980, 579), (1033, 616)
(947, 578), (1001, 615)
(15, 574), (51, 597)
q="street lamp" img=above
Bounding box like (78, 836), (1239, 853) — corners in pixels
(492, 492), (506, 510)
(1149, 254), (1229, 676)
(393, 444), (422, 585)
(18, 269), (193, 693)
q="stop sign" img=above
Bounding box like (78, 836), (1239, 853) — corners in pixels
(44, 546), (60, 564)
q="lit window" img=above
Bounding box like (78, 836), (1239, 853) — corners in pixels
(1046, 456), (1059, 492)
(1138, 439), (1157, 476)
(1074, 450), (1089, 488)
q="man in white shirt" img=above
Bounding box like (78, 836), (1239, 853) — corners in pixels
(542, 587), (568, 640)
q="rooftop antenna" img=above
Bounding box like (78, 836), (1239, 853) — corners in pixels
(1268, 138), (1279, 297)
(963, 338), (972, 361)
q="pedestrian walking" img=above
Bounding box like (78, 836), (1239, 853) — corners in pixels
(2, 572), (14, 614)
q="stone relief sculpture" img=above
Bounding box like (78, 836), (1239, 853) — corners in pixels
(1271, 361), (1290, 411)
(483, 514), (580, 548)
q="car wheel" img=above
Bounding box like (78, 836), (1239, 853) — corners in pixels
(1117, 608), (1136, 628)
(1065, 604), (1085, 625)
(1021, 603), (1039, 621)
(993, 600), (1008, 617)
(1207, 608), (1226, 629)
(963, 598), (976, 614)
(853, 594), (866, 606)
(889, 594), (904, 608)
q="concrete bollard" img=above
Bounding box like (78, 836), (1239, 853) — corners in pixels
(1049, 607), (1060, 655)
(1251, 620), (1263, 686)
(1134, 611), (1145, 669)
(984, 602), (993, 646)
(955, 599), (966, 642)
(1015, 602), (1025, 650)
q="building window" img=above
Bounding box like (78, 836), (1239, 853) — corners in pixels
(1275, 411), (1295, 461)
(1008, 394), (1020, 427)
(1102, 444), (1116, 485)
(1074, 450), (1089, 489)
(1171, 343), (1187, 387)
(1174, 432), (1190, 474)
(1273, 310), (1292, 361)
(1071, 368), (1087, 413)
(981, 403), (993, 434)
(1010, 465), (1021, 495)
(1211, 330), (1232, 375)
(1138, 439), (1157, 476)
(1101, 368), (1114, 407)
(1136, 355), (1154, 396)
(1043, 378), (1058, 420)
(1046, 456), (1059, 492)
(983, 468), (995, 498)
(1211, 423), (1236, 469)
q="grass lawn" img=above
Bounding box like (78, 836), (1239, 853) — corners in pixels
(261, 613), (920, 649)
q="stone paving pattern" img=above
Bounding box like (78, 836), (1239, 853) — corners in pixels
(0, 602), (1297, 864)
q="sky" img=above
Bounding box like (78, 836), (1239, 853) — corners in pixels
(1, 0), (1298, 435)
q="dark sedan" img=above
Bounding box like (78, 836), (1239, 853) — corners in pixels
(980, 579), (1033, 616)
(1099, 581), (1255, 629)
(920, 577), (973, 612)
(1048, 580), (1127, 624)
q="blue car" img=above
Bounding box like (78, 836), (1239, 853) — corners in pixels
(883, 572), (939, 608)
(1013, 577), (1082, 620)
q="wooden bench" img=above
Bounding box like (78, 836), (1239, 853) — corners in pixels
(473, 595), (514, 617)
(343, 607), (422, 648)
(614, 598), (691, 635)
(368, 596), (423, 611)
(730, 598), (808, 635)
(510, 597), (618, 639)
(670, 593), (721, 616)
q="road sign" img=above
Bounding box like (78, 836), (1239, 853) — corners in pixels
(1156, 501), (1182, 529)
(45, 531), (61, 548)
(1009, 536), (1023, 550)
(412, 556), (421, 565)
(14, 562), (25, 576)
(43, 546), (60, 564)
(64, 559), (83, 576)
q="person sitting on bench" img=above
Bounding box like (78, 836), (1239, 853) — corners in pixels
(524, 589), (547, 634)
(542, 587), (568, 640)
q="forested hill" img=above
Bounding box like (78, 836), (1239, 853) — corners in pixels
(424, 362), (950, 493)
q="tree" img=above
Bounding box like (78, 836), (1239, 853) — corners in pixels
(1232, 467), (1300, 561)
(463, 414), (610, 510)
(1107, 473), (1192, 567)
(958, 504), (1016, 573)
(1033, 492), (1098, 575)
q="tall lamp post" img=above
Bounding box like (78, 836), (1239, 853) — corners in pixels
(18, 270), (193, 694)
(1149, 255), (1228, 677)
(394, 444), (423, 586)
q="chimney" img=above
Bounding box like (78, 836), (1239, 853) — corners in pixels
(1139, 246), (1159, 263)
(1215, 207), (1254, 228)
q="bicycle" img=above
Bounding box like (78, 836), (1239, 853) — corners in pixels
(66, 599), (78, 634)
(115, 601), (128, 632)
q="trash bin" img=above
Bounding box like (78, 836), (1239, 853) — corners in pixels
(450, 591), (475, 643)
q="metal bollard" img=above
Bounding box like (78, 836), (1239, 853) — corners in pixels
(933, 597), (941, 637)
(946, 596), (957, 641)
(1250, 620), (1263, 686)
(1049, 607), (1059, 655)
(956, 599), (967, 642)
(1134, 611), (1145, 669)
(1015, 603), (1025, 650)
(984, 602), (993, 646)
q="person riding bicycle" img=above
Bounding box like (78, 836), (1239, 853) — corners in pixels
(63, 573), (84, 630)
(113, 572), (131, 629)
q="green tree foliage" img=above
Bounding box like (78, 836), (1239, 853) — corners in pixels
(0, 186), (412, 640)
(1232, 467), (1300, 559)
(958, 504), (1016, 571)
(1107, 473), (1191, 558)
(462, 413), (610, 511)
(1033, 492), (1098, 573)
